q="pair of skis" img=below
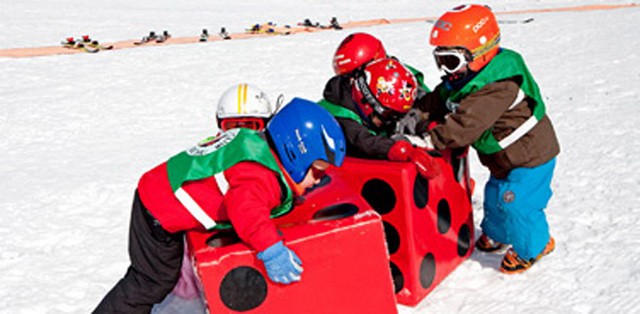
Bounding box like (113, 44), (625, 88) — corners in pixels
(200, 28), (231, 42)
(246, 22), (292, 35)
(425, 17), (534, 24)
(134, 30), (172, 45)
(61, 35), (113, 53)
(203, 17), (343, 42)
(298, 17), (343, 30)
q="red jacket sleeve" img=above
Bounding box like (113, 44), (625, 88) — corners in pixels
(222, 162), (284, 252)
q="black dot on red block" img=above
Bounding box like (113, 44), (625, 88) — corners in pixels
(389, 261), (404, 294)
(361, 179), (396, 215)
(437, 199), (451, 234)
(219, 266), (267, 312)
(457, 223), (472, 257)
(383, 221), (400, 254)
(206, 231), (241, 248)
(412, 174), (429, 209)
(312, 203), (359, 221)
(419, 253), (436, 289)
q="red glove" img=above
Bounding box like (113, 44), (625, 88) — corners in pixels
(388, 141), (441, 179)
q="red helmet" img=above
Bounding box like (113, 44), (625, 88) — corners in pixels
(429, 4), (500, 72)
(333, 33), (387, 75)
(351, 58), (417, 126)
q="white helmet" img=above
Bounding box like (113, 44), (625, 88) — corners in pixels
(216, 84), (276, 120)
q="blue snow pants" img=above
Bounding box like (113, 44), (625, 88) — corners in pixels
(481, 158), (556, 260)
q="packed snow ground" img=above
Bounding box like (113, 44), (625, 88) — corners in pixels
(1, 0), (639, 313)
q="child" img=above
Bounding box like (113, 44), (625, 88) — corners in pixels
(94, 98), (346, 313)
(319, 57), (439, 179)
(152, 83), (280, 313)
(417, 4), (560, 274)
(331, 32), (430, 93)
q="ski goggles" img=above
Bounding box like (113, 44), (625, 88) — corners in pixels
(354, 73), (404, 124)
(219, 117), (266, 131)
(310, 160), (330, 180)
(433, 47), (472, 74)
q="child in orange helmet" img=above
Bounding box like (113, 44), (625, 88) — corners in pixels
(416, 4), (560, 274)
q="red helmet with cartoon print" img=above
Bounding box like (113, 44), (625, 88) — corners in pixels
(333, 33), (387, 75)
(429, 4), (500, 72)
(351, 58), (417, 126)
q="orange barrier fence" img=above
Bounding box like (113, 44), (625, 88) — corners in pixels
(0, 3), (636, 58)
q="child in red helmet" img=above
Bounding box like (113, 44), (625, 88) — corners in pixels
(416, 4), (560, 274)
(331, 32), (429, 93)
(319, 57), (440, 180)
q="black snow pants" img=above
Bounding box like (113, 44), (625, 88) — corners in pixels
(93, 190), (184, 314)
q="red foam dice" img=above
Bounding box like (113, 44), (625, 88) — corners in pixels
(186, 209), (397, 314)
(332, 149), (475, 306)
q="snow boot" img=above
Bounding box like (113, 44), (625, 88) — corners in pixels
(500, 237), (555, 274)
(475, 234), (506, 253)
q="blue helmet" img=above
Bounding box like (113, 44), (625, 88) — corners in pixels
(266, 97), (346, 183)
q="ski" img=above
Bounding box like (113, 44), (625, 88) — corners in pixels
(61, 37), (99, 53)
(496, 17), (535, 24)
(246, 22), (291, 35)
(80, 35), (114, 50)
(425, 17), (534, 24)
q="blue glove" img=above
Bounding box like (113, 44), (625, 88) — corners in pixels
(257, 241), (303, 284)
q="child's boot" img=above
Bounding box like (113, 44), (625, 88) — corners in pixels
(475, 234), (506, 253)
(500, 237), (555, 274)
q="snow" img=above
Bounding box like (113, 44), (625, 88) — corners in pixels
(1, 0), (639, 313)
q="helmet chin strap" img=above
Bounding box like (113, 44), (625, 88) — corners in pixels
(443, 65), (478, 90)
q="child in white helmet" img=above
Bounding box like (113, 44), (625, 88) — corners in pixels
(152, 84), (281, 313)
(96, 96), (346, 313)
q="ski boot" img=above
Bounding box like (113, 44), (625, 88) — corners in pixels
(475, 234), (507, 253)
(155, 30), (171, 43)
(330, 17), (343, 30)
(200, 29), (209, 42)
(500, 237), (555, 274)
(219, 27), (231, 40)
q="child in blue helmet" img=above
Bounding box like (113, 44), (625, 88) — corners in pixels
(94, 98), (346, 313)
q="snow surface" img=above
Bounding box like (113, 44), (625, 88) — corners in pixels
(1, 0), (640, 313)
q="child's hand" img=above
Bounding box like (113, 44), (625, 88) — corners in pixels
(257, 241), (304, 284)
(388, 140), (441, 179)
(408, 147), (441, 179)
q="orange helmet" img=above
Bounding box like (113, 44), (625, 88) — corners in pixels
(333, 33), (387, 75)
(429, 4), (500, 71)
(352, 58), (417, 126)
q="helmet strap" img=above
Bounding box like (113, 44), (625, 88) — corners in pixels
(353, 70), (397, 124)
(443, 66), (478, 90)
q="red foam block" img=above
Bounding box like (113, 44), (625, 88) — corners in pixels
(333, 150), (474, 306)
(187, 209), (397, 313)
